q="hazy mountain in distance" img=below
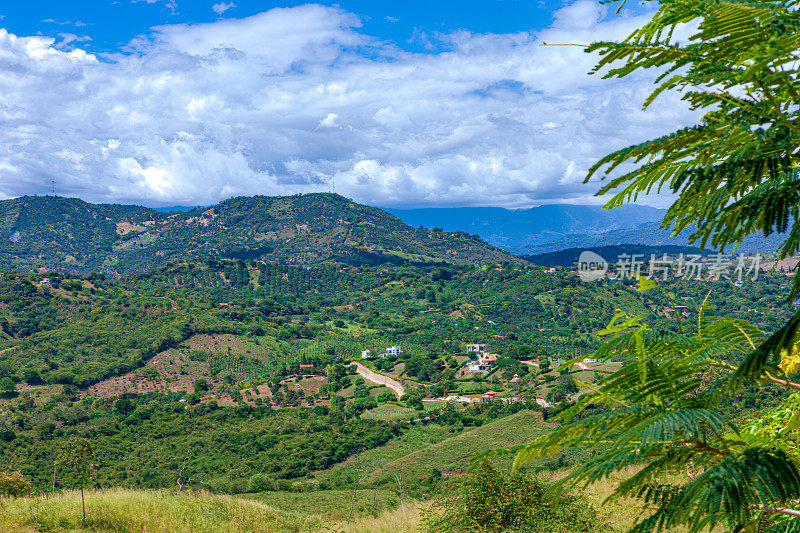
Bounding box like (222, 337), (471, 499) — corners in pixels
(388, 204), (665, 253)
(521, 222), (786, 256)
(151, 205), (201, 213)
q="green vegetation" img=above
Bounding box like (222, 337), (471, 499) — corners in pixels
(4, 14), (800, 524)
(377, 410), (551, 485)
(0, 489), (323, 532)
(0, 193), (517, 274)
(512, 1), (800, 531)
(426, 461), (603, 532)
(0, 393), (397, 492)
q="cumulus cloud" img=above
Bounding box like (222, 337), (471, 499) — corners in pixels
(0, 2), (698, 208)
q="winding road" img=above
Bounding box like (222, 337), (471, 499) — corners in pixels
(352, 361), (406, 399)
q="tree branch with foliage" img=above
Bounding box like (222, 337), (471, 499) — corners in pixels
(515, 0), (800, 530)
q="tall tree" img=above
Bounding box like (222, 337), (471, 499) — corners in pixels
(57, 436), (95, 528)
(516, 1), (800, 531)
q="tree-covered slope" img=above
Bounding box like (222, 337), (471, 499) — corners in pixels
(0, 260), (793, 389)
(0, 194), (518, 274)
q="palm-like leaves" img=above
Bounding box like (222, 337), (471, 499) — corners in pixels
(586, 0), (800, 294)
(521, 0), (800, 530)
(515, 306), (800, 531)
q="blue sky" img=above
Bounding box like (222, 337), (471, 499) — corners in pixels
(0, 1), (694, 208)
(2, 1), (567, 54)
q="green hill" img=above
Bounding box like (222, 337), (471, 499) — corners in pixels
(0, 194), (519, 274)
(376, 410), (552, 483)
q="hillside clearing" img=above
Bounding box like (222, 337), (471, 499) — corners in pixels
(365, 410), (552, 484)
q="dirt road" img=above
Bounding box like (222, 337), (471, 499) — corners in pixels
(353, 362), (406, 398)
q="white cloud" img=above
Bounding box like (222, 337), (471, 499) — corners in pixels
(317, 113), (339, 129)
(0, 2), (698, 208)
(212, 2), (236, 15)
(132, 0), (178, 14)
(42, 19), (88, 27)
(57, 33), (92, 46)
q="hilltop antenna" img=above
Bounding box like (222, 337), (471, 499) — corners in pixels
(52, 179), (56, 196)
(332, 178), (335, 195)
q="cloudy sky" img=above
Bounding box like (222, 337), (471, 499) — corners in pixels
(0, 0), (698, 208)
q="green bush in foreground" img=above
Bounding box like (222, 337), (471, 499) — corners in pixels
(0, 470), (32, 498)
(425, 461), (602, 533)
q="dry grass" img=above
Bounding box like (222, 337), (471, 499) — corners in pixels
(568, 467), (653, 532)
(337, 503), (425, 533)
(0, 489), (430, 533)
(544, 465), (727, 532)
(0, 488), (321, 532)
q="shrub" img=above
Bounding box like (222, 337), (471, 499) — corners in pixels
(0, 471), (32, 498)
(425, 461), (603, 532)
(23, 369), (43, 385)
(114, 398), (135, 415)
(0, 376), (17, 399)
(0, 424), (16, 442)
(194, 379), (210, 393)
(377, 390), (395, 403)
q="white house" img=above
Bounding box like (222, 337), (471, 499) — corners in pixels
(466, 344), (490, 355)
(468, 353), (498, 371)
(385, 346), (403, 357)
(361, 350), (371, 359)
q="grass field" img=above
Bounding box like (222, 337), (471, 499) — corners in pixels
(0, 489), (427, 533)
(312, 424), (460, 488)
(361, 403), (416, 421)
(247, 488), (399, 521)
(0, 489), (321, 533)
(372, 410), (553, 484)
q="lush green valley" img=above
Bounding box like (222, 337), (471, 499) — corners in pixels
(0, 253), (795, 531)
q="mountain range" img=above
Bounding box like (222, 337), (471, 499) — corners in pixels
(387, 204), (666, 254)
(388, 205), (784, 256)
(0, 194), (518, 274)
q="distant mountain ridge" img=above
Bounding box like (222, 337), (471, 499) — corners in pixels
(388, 204), (665, 253)
(388, 206), (784, 256)
(0, 194), (519, 274)
(521, 222), (786, 256)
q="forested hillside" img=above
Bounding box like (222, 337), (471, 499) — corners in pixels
(0, 194), (517, 274)
(1, 260), (792, 388)
(0, 259), (795, 529)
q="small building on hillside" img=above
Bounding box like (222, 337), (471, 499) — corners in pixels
(480, 391), (498, 403)
(385, 346), (403, 357)
(361, 350), (371, 359)
(466, 344), (490, 355)
(468, 353), (498, 372)
(666, 305), (689, 317)
(298, 364), (316, 377)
